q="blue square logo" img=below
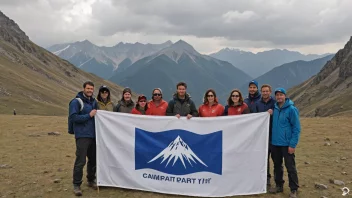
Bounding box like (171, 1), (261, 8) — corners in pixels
(135, 128), (222, 175)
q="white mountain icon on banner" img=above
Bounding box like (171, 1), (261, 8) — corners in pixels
(148, 135), (208, 169)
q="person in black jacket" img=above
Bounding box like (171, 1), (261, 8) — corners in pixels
(166, 82), (198, 119)
(255, 84), (276, 188)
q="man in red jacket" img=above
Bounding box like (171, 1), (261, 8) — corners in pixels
(146, 88), (168, 116)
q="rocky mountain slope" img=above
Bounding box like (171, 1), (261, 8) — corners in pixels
(0, 11), (132, 115)
(289, 36), (352, 117)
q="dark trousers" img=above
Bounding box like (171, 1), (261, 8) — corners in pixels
(271, 145), (299, 191)
(267, 144), (272, 182)
(73, 138), (96, 186)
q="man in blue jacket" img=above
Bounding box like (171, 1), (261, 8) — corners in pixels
(269, 88), (301, 198)
(69, 81), (98, 196)
(255, 84), (276, 188)
(244, 80), (261, 113)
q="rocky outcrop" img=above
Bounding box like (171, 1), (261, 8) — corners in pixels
(289, 36), (352, 117)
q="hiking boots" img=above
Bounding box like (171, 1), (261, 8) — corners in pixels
(289, 190), (298, 198)
(87, 181), (98, 190)
(73, 185), (82, 196)
(269, 185), (284, 193)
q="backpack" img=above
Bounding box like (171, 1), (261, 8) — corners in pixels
(115, 103), (121, 112)
(68, 98), (84, 134)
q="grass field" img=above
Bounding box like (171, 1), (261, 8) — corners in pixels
(1, 115), (351, 198)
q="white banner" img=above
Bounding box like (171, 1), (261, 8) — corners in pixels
(95, 110), (270, 197)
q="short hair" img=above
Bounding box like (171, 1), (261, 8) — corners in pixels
(261, 84), (272, 92)
(83, 81), (94, 88)
(176, 82), (187, 89)
(227, 89), (244, 106)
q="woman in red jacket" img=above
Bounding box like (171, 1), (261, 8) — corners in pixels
(131, 95), (148, 115)
(198, 89), (224, 117)
(224, 89), (250, 115)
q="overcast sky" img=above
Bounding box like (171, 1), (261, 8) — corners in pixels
(1, 0), (352, 54)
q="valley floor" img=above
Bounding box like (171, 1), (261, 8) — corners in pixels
(0, 115), (351, 198)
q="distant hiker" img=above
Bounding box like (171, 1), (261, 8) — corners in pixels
(255, 84), (276, 188)
(68, 81), (98, 196)
(96, 85), (114, 111)
(166, 82), (198, 119)
(131, 95), (148, 115)
(146, 88), (168, 116)
(223, 89), (250, 115)
(13, 109), (16, 115)
(244, 80), (262, 113)
(114, 87), (134, 113)
(198, 89), (224, 117)
(269, 88), (301, 198)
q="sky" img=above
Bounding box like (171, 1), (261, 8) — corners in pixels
(1, 0), (352, 55)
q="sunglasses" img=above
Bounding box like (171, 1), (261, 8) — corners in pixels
(153, 93), (161, 96)
(231, 95), (240, 97)
(139, 100), (146, 103)
(207, 95), (214, 97)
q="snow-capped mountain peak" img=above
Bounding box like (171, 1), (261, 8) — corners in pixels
(148, 135), (207, 169)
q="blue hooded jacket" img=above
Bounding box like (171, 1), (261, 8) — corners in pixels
(69, 91), (97, 138)
(244, 91), (261, 113)
(272, 98), (301, 148)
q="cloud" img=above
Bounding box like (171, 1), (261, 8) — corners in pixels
(1, 0), (352, 54)
(222, 10), (259, 23)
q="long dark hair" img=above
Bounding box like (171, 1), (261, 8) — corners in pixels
(97, 90), (110, 102)
(136, 100), (148, 111)
(203, 89), (218, 105)
(227, 89), (244, 106)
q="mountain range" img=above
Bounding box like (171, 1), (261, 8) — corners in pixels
(210, 48), (331, 78)
(109, 40), (252, 105)
(2, 10), (352, 117)
(239, 54), (334, 95)
(47, 40), (172, 79)
(0, 11), (133, 115)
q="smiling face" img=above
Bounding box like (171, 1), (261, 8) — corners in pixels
(231, 91), (240, 103)
(123, 92), (131, 101)
(206, 91), (215, 103)
(177, 85), (186, 97)
(83, 84), (94, 97)
(100, 90), (109, 100)
(275, 92), (286, 104)
(249, 83), (258, 95)
(153, 89), (162, 101)
(139, 99), (147, 108)
(261, 87), (271, 100)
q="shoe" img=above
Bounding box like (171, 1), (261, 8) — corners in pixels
(87, 181), (98, 190)
(289, 190), (298, 198)
(73, 185), (82, 196)
(269, 185), (283, 193)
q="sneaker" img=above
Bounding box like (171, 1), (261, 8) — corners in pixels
(87, 181), (98, 190)
(269, 185), (283, 193)
(73, 185), (82, 196)
(289, 190), (298, 198)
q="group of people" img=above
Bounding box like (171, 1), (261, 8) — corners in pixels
(68, 80), (301, 198)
